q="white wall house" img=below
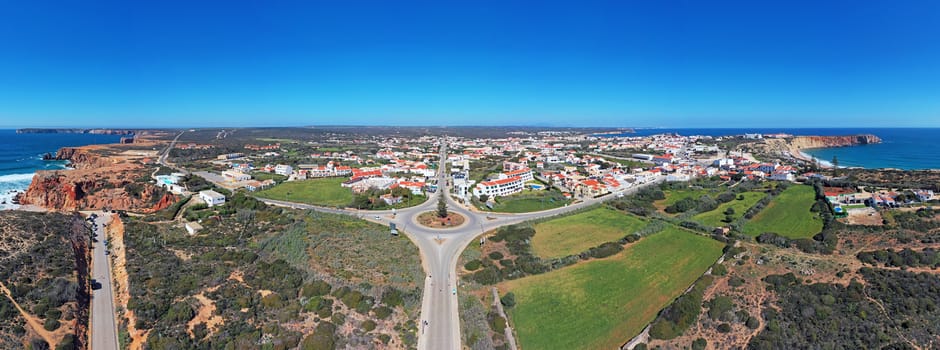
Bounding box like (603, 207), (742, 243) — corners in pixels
(275, 164), (293, 176)
(473, 176), (524, 197)
(199, 190), (226, 207)
(221, 170), (251, 182)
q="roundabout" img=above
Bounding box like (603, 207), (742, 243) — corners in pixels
(416, 211), (467, 229)
(253, 141), (665, 350)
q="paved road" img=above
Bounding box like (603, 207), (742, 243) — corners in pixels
(157, 130), (187, 173)
(258, 140), (664, 350)
(90, 212), (119, 350)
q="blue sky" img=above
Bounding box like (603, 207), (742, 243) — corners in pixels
(1, 0), (939, 128)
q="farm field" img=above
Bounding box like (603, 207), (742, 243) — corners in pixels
(254, 177), (352, 207)
(693, 191), (767, 227)
(531, 207), (647, 259)
(743, 185), (823, 238)
(503, 227), (725, 350)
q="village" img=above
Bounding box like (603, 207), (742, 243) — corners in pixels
(157, 131), (937, 218)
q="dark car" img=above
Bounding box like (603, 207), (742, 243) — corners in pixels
(91, 279), (102, 290)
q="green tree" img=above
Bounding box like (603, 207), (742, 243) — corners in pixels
(478, 194), (489, 203)
(437, 195), (448, 218)
(832, 155), (839, 176)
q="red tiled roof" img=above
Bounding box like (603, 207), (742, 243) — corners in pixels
(481, 176), (522, 187)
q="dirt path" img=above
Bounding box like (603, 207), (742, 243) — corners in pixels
(0, 281), (59, 348)
(107, 215), (150, 349)
(187, 290), (224, 339)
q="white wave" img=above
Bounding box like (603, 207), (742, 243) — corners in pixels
(0, 173), (37, 184)
(0, 173), (32, 210)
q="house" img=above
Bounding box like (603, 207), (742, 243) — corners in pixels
(503, 161), (527, 172)
(199, 190), (226, 207)
(915, 190), (935, 202)
(396, 181), (426, 195)
(217, 153), (245, 160)
(380, 193), (403, 205)
(769, 171), (795, 181)
(666, 173), (691, 182)
(473, 176), (524, 197)
(578, 179), (606, 197)
(503, 168), (534, 183)
(245, 180), (274, 192)
(757, 163), (777, 174)
(351, 169), (384, 181)
(185, 222), (202, 235)
(222, 170), (251, 182)
(274, 164), (293, 176)
(652, 154), (674, 166)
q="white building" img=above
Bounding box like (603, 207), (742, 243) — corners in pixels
(199, 190), (226, 207)
(473, 176), (524, 197)
(503, 168), (534, 183)
(221, 170), (251, 182)
(185, 222), (202, 235)
(274, 164), (293, 176)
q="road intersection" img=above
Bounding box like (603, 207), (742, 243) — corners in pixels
(260, 140), (664, 350)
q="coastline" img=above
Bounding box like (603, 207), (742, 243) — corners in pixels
(795, 149), (834, 168)
(0, 161), (69, 210)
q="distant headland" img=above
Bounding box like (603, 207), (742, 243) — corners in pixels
(16, 128), (135, 135)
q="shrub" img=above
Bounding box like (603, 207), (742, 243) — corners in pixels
(488, 251), (504, 260)
(301, 322), (336, 350)
(717, 323), (732, 333)
(464, 260), (483, 271)
(487, 312), (507, 333)
(373, 306), (393, 319)
(361, 320), (377, 332)
(302, 281), (332, 298)
(746, 316), (760, 329)
(500, 292), (516, 308)
(43, 318), (60, 331)
(382, 288), (404, 307)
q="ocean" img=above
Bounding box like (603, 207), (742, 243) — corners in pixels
(597, 128), (940, 170)
(0, 129), (123, 209)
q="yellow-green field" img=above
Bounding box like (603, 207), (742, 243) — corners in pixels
(693, 191), (767, 227)
(531, 207), (647, 259)
(743, 185), (823, 238)
(504, 227), (725, 350)
(254, 177), (352, 207)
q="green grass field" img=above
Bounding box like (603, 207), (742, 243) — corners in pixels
(504, 227), (724, 350)
(659, 189), (712, 207)
(491, 196), (569, 213)
(531, 207), (647, 259)
(487, 187), (570, 213)
(254, 177), (352, 207)
(693, 191), (767, 227)
(250, 172), (287, 182)
(743, 185), (823, 238)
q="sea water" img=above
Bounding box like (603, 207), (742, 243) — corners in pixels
(598, 128), (940, 170)
(0, 130), (123, 209)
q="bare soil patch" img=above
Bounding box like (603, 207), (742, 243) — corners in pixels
(416, 211), (465, 228)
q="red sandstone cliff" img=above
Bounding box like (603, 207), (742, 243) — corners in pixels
(52, 147), (115, 170)
(789, 134), (882, 149)
(17, 146), (175, 212)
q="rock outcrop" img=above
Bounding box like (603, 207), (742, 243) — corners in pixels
(49, 147), (115, 170)
(788, 134), (882, 149)
(17, 146), (175, 212)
